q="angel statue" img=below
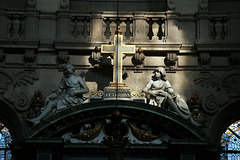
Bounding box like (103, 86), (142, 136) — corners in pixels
(27, 64), (89, 125)
(143, 67), (199, 126)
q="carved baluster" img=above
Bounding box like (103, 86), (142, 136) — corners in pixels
(145, 19), (150, 40)
(87, 19), (90, 37)
(104, 18), (111, 39)
(129, 21), (133, 40)
(161, 18), (165, 40)
(12, 16), (21, 38)
(19, 16), (25, 38)
(77, 18), (84, 38)
(71, 17), (78, 39)
(109, 20), (117, 39)
(222, 18), (228, 41)
(209, 18), (215, 40)
(214, 18), (222, 41)
(125, 19), (131, 39)
(83, 18), (89, 39)
(102, 19), (106, 38)
(119, 21), (126, 39)
(7, 15), (12, 37)
(147, 19), (153, 40)
(152, 21), (159, 40)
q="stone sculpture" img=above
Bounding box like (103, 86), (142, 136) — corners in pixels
(27, 64), (89, 125)
(143, 67), (199, 126)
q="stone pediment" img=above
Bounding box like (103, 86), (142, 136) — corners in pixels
(25, 100), (208, 142)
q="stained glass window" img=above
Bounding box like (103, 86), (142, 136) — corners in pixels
(0, 121), (12, 160)
(220, 120), (240, 160)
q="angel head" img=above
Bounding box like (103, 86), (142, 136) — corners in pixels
(153, 67), (167, 81)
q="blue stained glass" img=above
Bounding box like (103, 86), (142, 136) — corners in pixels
(0, 121), (12, 160)
(220, 120), (240, 159)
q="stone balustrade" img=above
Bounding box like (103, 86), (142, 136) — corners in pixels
(0, 9), (239, 53)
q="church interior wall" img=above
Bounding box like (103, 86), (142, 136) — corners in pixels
(0, 0), (240, 159)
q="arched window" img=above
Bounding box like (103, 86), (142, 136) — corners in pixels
(220, 120), (240, 159)
(0, 121), (12, 160)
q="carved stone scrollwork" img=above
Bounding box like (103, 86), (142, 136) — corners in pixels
(24, 50), (35, 67)
(131, 91), (145, 98)
(58, 51), (69, 67)
(194, 71), (240, 115)
(0, 69), (38, 112)
(14, 92), (31, 111)
(198, 52), (211, 67)
(164, 53), (178, 71)
(132, 47), (145, 68)
(89, 47), (102, 68)
(90, 90), (104, 97)
(202, 93), (219, 114)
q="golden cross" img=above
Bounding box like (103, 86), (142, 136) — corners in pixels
(101, 29), (135, 87)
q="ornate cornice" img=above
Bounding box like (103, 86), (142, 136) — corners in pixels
(24, 100), (209, 141)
